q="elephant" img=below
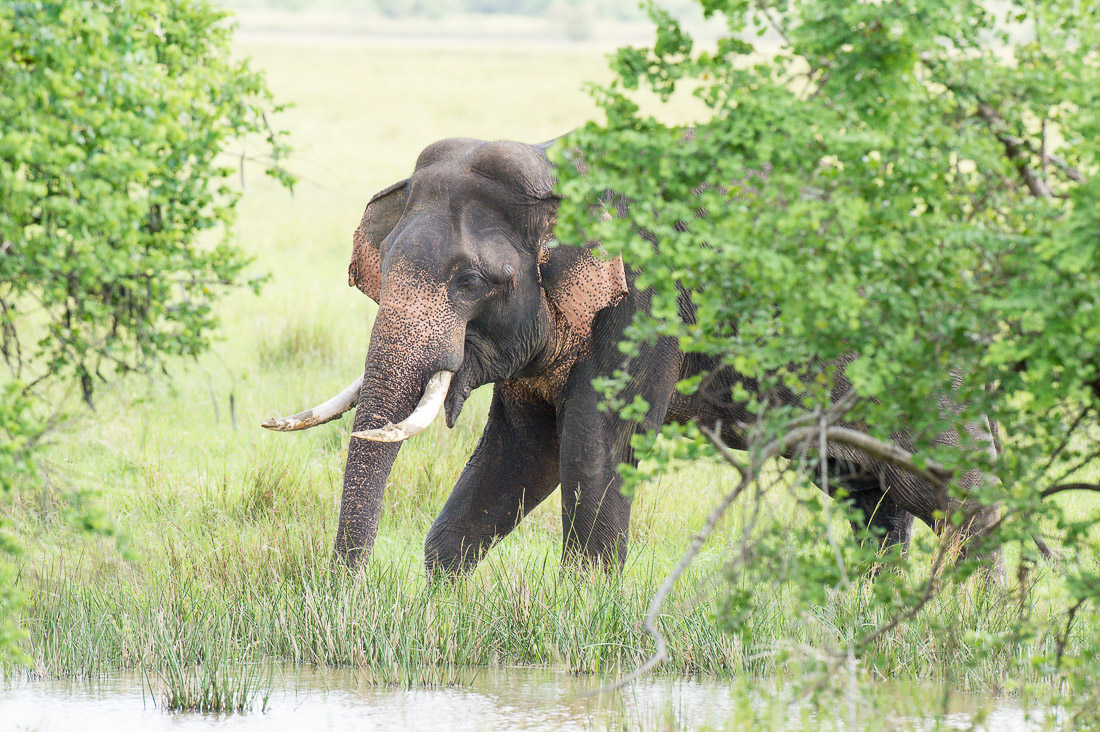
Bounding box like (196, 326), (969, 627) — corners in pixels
(263, 136), (999, 576)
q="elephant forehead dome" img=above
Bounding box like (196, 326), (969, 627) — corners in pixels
(408, 139), (555, 206)
(414, 138), (483, 170)
(465, 141), (556, 201)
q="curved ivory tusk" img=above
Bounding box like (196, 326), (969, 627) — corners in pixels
(262, 375), (363, 432)
(350, 371), (452, 443)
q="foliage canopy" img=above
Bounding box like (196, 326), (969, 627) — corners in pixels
(555, 0), (1100, 714)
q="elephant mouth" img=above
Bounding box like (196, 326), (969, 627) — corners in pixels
(444, 358), (479, 429)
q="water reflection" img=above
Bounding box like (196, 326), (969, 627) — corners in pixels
(0, 666), (1054, 731)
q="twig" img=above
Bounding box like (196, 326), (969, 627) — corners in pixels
(783, 389), (860, 430)
(1056, 597), (1087, 664)
(1048, 446), (1100, 487)
(1038, 405), (1091, 477)
(753, 0), (793, 47)
(1042, 150), (1086, 183)
(976, 102), (1052, 198)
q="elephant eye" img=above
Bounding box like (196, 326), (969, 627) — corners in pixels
(455, 271), (486, 292)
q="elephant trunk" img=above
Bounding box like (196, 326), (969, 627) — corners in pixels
(333, 287), (464, 569)
(333, 364), (430, 568)
(332, 385), (406, 567)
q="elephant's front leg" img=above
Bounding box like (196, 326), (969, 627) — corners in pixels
(424, 383), (560, 578)
(558, 424), (633, 570)
(556, 334), (682, 570)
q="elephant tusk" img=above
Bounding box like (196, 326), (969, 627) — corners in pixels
(351, 371), (452, 443)
(262, 375), (363, 432)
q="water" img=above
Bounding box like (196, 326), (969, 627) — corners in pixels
(0, 667), (1056, 731)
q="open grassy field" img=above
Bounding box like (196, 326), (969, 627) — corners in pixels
(5, 19), (1098, 729)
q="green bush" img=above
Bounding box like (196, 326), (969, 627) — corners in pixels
(556, 0), (1100, 715)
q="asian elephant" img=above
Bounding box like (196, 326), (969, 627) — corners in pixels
(263, 136), (999, 576)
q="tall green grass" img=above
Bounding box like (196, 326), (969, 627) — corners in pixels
(17, 505), (1080, 691)
(152, 649), (273, 713)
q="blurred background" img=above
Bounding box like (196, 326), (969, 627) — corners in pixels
(221, 0), (718, 44)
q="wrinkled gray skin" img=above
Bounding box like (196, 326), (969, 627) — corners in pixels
(268, 137), (1000, 576)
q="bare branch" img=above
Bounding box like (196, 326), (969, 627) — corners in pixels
(1042, 150), (1086, 183)
(1032, 534), (1060, 562)
(820, 426), (953, 487)
(1056, 598), (1088, 664)
(1039, 405), (1092, 477)
(1041, 483), (1100, 500)
(783, 389), (860, 430)
(594, 422), (751, 693)
(1049, 446), (1100, 488)
(972, 102), (1089, 194)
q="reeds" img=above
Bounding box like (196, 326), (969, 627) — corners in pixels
(155, 656), (272, 713)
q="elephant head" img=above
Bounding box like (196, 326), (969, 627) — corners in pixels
(263, 138), (627, 568)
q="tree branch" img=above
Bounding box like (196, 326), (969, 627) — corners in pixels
(601, 400), (959, 692)
(593, 422), (751, 693)
(976, 103), (1053, 198)
(1039, 405), (1092, 477)
(820, 426), (953, 487)
(1041, 483), (1100, 500)
(605, 387), (1084, 690)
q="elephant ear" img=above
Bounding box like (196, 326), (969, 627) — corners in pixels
(539, 241), (628, 336)
(348, 179), (409, 303)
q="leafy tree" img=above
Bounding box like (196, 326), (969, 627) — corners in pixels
(556, 0), (1099, 716)
(0, 0), (292, 661)
(1, 0), (292, 405)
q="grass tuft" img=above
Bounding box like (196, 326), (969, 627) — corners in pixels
(155, 654), (273, 713)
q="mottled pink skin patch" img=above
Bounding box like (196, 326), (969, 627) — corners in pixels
(375, 262), (464, 363)
(349, 242), (381, 301)
(508, 247), (628, 405)
(544, 250), (627, 334)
